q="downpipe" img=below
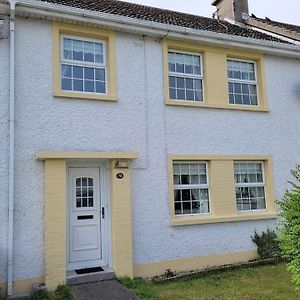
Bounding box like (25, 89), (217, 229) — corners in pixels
(7, 0), (16, 296)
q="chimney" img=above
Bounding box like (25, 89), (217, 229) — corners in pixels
(212, 0), (249, 23)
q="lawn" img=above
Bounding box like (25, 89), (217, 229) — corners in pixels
(120, 263), (300, 300)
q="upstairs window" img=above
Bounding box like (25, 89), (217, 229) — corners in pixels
(173, 162), (210, 215)
(234, 162), (266, 211)
(61, 35), (107, 94)
(168, 51), (203, 102)
(227, 59), (258, 106)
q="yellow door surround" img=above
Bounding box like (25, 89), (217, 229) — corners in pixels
(37, 151), (139, 290)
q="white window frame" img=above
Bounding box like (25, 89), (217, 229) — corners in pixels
(173, 161), (210, 216)
(234, 161), (267, 212)
(227, 58), (259, 106)
(60, 34), (108, 95)
(168, 49), (204, 102)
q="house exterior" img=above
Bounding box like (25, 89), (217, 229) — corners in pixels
(0, 0), (300, 297)
(212, 0), (300, 44)
(246, 16), (300, 43)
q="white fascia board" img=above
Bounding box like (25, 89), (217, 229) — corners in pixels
(5, 0), (300, 58)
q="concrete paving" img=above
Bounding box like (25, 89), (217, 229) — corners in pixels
(71, 280), (140, 300)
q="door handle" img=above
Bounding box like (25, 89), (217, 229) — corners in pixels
(101, 207), (105, 219)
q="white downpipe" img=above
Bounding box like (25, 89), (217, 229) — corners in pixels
(7, 0), (16, 296)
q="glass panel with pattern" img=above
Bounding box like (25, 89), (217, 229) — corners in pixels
(168, 51), (203, 102)
(173, 162), (210, 215)
(75, 177), (94, 208)
(228, 60), (258, 106)
(61, 36), (106, 94)
(234, 162), (266, 211)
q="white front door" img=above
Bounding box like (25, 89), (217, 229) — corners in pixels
(69, 168), (104, 268)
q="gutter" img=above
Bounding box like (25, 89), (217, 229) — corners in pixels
(2, 0), (300, 59)
(7, 0), (16, 296)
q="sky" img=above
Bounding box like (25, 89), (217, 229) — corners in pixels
(124, 0), (300, 25)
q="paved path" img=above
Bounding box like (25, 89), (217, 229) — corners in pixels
(71, 280), (140, 300)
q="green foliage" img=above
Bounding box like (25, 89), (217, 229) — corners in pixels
(30, 289), (49, 300)
(278, 164), (300, 286)
(252, 229), (282, 259)
(30, 284), (74, 300)
(53, 284), (74, 300)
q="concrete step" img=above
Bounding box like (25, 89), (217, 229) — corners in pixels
(67, 266), (115, 286)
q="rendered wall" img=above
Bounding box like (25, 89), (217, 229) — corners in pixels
(0, 16), (300, 287)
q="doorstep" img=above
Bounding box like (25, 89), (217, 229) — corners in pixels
(67, 266), (115, 285)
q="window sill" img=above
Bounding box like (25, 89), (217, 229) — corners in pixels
(165, 99), (269, 112)
(54, 90), (117, 102)
(170, 212), (278, 226)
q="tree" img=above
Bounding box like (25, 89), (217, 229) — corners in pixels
(278, 164), (300, 285)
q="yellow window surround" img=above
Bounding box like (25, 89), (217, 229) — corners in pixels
(168, 155), (277, 226)
(52, 22), (117, 101)
(163, 39), (269, 112)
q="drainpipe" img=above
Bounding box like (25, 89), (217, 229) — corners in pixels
(7, 0), (16, 296)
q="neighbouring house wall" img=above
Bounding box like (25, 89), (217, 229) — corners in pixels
(0, 16), (300, 288)
(0, 35), (9, 285)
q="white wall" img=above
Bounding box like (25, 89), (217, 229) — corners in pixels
(0, 16), (300, 282)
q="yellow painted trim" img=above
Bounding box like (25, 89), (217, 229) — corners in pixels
(52, 22), (117, 101)
(163, 39), (269, 112)
(110, 160), (134, 278)
(44, 159), (67, 290)
(170, 214), (278, 226)
(36, 151), (139, 160)
(133, 250), (258, 278)
(42, 153), (137, 289)
(168, 155), (277, 226)
(0, 276), (45, 297)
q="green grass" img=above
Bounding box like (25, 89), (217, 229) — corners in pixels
(120, 263), (300, 300)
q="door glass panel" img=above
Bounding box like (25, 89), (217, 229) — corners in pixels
(75, 177), (94, 208)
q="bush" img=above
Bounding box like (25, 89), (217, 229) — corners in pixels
(30, 284), (74, 300)
(252, 229), (282, 259)
(278, 164), (300, 286)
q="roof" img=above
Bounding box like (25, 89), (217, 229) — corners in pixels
(250, 16), (300, 34)
(38, 0), (289, 44)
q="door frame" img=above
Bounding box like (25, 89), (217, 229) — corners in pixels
(66, 160), (112, 271)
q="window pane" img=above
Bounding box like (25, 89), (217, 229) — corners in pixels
(62, 64), (72, 78)
(73, 40), (83, 61)
(96, 81), (106, 94)
(169, 88), (176, 99)
(73, 66), (83, 79)
(227, 60), (258, 106)
(84, 80), (95, 92)
(62, 78), (72, 90)
(84, 41), (95, 62)
(234, 162), (266, 211)
(168, 51), (202, 102)
(63, 38), (72, 59)
(61, 37), (106, 95)
(173, 162), (210, 216)
(177, 89), (185, 100)
(169, 76), (176, 88)
(186, 90), (194, 100)
(73, 79), (83, 92)
(95, 69), (105, 81)
(84, 67), (94, 80)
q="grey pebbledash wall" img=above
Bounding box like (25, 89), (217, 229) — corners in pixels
(0, 16), (299, 283)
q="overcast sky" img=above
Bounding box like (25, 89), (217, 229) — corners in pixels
(124, 0), (300, 25)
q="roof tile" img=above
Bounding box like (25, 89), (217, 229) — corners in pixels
(39, 0), (290, 43)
